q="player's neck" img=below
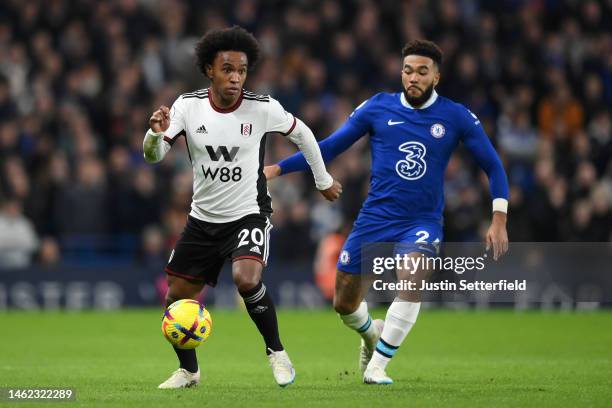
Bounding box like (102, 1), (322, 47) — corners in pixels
(209, 86), (242, 110)
(401, 89), (438, 110)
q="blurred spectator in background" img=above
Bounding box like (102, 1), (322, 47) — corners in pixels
(0, 197), (38, 268)
(0, 0), (610, 270)
(55, 155), (109, 237)
(314, 223), (350, 301)
(37, 236), (60, 267)
(138, 224), (167, 268)
(538, 84), (584, 139)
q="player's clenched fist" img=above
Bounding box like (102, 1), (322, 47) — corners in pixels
(320, 179), (342, 201)
(149, 105), (171, 133)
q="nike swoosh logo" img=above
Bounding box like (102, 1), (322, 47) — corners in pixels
(388, 120), (404, 126)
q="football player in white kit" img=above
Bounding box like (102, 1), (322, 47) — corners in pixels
(144, 26), (342, 389)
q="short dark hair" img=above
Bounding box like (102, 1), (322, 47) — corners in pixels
(194, 26), (260, 75)
(401, 40), (443, 67)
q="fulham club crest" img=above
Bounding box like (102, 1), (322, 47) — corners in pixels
(240, 123), (252, 137)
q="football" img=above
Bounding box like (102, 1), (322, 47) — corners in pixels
(161, 299), (212, 349)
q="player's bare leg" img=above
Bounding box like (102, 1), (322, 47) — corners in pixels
(233, 259), (294, 387)
(158, 275), (204, 389)
(333, 271), (384, 373)
(364, 252), (432, 385)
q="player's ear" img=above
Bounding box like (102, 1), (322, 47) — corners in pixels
(433, 71), (440, 87)
(205, 64), (213, 80)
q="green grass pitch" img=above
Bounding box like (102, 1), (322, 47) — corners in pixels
(1, 309), (611, 407)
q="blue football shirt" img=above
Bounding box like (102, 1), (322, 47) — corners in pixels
(279, 91), (509, 223)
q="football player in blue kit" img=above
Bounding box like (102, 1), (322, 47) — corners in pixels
(265, 40), (509, 384)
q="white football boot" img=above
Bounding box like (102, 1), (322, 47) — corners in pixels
(267, 349), (295, 387)
(359, 319), (385, 373)
(363, 365), (393, 385)
(158, 368), (200, 389)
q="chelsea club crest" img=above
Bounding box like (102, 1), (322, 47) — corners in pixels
(340, 250), (350, 265)
(430, 123), (445, 138)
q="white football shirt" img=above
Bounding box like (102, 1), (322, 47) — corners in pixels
(163, 89), (296, 223)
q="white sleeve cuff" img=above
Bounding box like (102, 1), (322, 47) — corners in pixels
(316, 173), (334, 190)
(147, 129), (164, 139)
(143, 129), (170, 163)
(287, 118), (334, 190)
(492, 198), (508, 213)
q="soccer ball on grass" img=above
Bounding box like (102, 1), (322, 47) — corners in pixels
(161, 299), (212, 349)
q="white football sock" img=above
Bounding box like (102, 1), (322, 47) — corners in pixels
(339, 301), (379, 347)
(369, 299), (421, 370)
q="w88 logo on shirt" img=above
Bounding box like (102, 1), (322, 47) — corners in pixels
(201, 165), (242, 182)
(201, 145), (242, 182)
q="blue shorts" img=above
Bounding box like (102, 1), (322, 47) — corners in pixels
(337, 214), (443, 274)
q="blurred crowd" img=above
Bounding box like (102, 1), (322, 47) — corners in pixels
(0, 0), (611, 269)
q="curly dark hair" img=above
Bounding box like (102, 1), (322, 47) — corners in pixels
(401, 40), (443, 67)
(194, 26), (260, 76)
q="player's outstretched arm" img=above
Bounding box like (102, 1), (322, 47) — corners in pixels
(265, 120), (366, 181)
(285, 118), (342, 201)
(143, 105), (172, 163)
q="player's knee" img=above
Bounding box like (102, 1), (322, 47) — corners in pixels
(233, 271), (260, 292)
(333, 296), (359, 315)
(164, 291), (181, 308)
(166, 280), (178, 303)
(165, 286), (191, 306)
(232, 260), (262, 292)
(165, 277), (200, 306)
(165, 289), (199, 307)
